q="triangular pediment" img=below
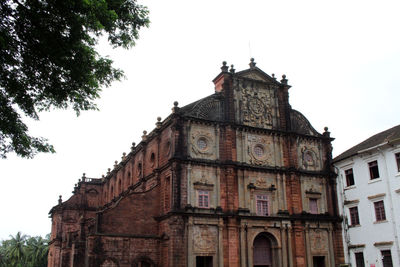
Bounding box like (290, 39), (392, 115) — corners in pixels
(235, 67), (279, 85)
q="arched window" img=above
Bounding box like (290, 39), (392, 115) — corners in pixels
(118, 179), (122, 194)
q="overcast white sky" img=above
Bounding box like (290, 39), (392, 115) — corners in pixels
(1, 0), (399, 240)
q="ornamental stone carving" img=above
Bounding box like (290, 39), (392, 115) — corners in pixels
(236, 81), (275, 129)
(193, 225), (217, 253)
(310, 229), (328, 253)
(247, 134), (274, 166)
(190, 128), (216, 159)
(299, 142), (321, 170)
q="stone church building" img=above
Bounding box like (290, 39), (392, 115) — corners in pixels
(48, 59), (345, 267)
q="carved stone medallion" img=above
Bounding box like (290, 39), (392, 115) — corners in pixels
(247, 135), (273, 166)
(191, 130), (214, 157)
(248, 97), (265, 115)
(237, 83), (274, 129)
(193, 226), (217, 253)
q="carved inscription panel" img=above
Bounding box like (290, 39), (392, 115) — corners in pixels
(193, 225), (217, 253)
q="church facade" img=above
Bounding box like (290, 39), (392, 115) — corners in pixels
(48, 60), (345, 267)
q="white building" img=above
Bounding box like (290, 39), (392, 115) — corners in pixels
(334, 124), (400, 267)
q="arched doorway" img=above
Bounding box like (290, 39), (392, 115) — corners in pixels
(132, 256), (155, 267)
(253, 234), (273, 267)
(101, 258), (118, 267)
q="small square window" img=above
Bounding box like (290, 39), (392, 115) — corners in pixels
(345, 168), (355, 186)
(349, 206), (360, 225)
(198, 190), (209, 208)
(256, 195), (269, 216)
(374, 200), (386, 221)
(368, 160), (380, 179)
(395, 153), (400, 173)
(309, 198), (318, 214)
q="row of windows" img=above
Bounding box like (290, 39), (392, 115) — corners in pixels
(345, 152), (400, 187)
(354, 249), (393, 267)
(196, 191), (319, 215)
(348, 200), (386, 226)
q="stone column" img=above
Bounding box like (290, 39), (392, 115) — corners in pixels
(187, 165), (192, 205)
(287, 225), (293, 267)
(240, 223), (247, 267)
(304, 224), (312, 267)
(188, 217), (194, 267)
(328, 226), (335, 267)
(218, 218), (224, 267)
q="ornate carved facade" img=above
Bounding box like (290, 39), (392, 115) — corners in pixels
(48, 59), (344, 267)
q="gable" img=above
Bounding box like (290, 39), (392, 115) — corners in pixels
(235, 67), (279, 85)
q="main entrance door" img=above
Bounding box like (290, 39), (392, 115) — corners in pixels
(253, 235), (272, 267)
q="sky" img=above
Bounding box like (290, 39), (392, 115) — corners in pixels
(1, 0), (399, 241)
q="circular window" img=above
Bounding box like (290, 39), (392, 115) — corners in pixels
(197, 138), (208, 150)
(253, 145), (265, 158)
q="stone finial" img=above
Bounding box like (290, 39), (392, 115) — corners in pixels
(323, 127), (330, 137)
(272, 73), (276, 80)
(78, 179), (81, 183)
(102, 174), (105, 178)
(229, 64), (235, 74)
(156, 116), (162, 129)
(142, 130), (147, 141)
(131, 142), (136, 152)
(249, 58), (256, 69)
(107, 168), (111, 174)
(82, 173), (86, 182)
(114, 160), (118, 168)
(58, 195), (62, 205)
(172, 101), (179, 113)
(122, 152), (126, 161)
(281, 74), (288, 85)
(221, 61), (229, 72)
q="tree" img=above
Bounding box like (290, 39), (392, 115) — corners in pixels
(0, 0), (149, 158)
(25, 235), (49, 267)
(0, 232), (49, 267)
(4, 232), (27, 267)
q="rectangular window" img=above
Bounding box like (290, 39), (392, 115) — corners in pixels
(198, 190), (209, 208)
(355, 252), (365, 267)
(309, 198), (318, 214)
(256, 195), (269, 216)
(349, 207), (360, 225)
(368, 160), (380, 179)
(374, 200), (386, 221)
(345, 168), (355, 186)
(381, 250), (393, 267)
(396, 153), (400, 172)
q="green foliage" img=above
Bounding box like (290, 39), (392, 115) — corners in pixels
(0, 232), (49, 267)
(0, 0), (149, 158)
